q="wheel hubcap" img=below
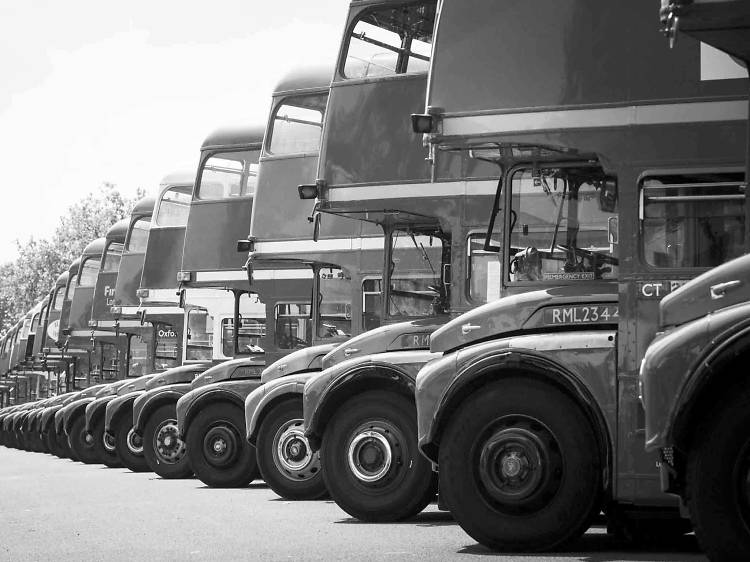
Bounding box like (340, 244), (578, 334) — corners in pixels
(273, 419), (319, 481)
(154, 420), (186, 463)
(477, 415), (563, 514)
(203, 424), (238, 468)
(126, 428), (144, 455)
(347, 421), (402, 484)
(84, 432), (94, 446)
(103, 432), (116, 452)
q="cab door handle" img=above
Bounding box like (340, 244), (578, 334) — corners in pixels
(344, 348), (360, 357)
(710, 280), (741, 300)
(461, 323), (482, 335)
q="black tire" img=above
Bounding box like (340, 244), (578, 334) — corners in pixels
(42, 426), (58, 456)
(112, 412), (150, 472)
(186, 402), (258, 488)
(68, 415), (100, 464)
(257, 399), (327, 500)
(143, 403), (192, 479)
(57, 429), (74, 460)
(321, 390), (437, 522)
(89, 417), (122, 468)
(686, 383), (750, 560)
(439, 378), (602, 552)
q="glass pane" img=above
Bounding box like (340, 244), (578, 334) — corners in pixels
(102, 243), (123, 272)
(154, 323), (180, 370)
(362, 278), (383, 331)
(269, 95), (326, 155)
(127, 218), (151, 252)
(156, 185), (192, 227)
(53, 286), (65, 310)
(127, 335), (149, 378)
(221, 317), (265, 357)
(468, 235), (503, 303)
(317, 268), (352, 338)
(388, 232), (444, 317)
(186, 309), (214, 361)
(343, 2), (436, 79)
(274, 303), (312, 350)
(198, 150), (260, 200)
(642, 174), (745, 268)
(509, 168), (618, 282)
(78, 258), (100, 287)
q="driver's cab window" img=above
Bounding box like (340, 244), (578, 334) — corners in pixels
(127, 335), (149, 378)
(154, 323), (180, 370)
(222, 292), (265, 357)
(275, 303), (312, 350)
(186, 309), (214, 361)
(388, 231), (447, 317)
(156, 185), (192, 227)
(317, 268), (352, 339)
(508, 168), (618, 282)
(468, 234), (503, 303)
(197, 150), (259, 200)
(268, 94), (326, 155)
(344, 2), (435, 79)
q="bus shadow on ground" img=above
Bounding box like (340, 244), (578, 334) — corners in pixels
(335, 510), (456, 527)
(457, 526), (704, 561)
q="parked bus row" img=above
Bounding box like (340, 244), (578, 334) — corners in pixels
(1, 1), (748, 559)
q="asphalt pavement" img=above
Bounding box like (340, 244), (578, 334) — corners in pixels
(0, 447), (706, 561)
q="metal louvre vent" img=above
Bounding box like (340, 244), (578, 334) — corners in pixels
(660, 447), (675, 467)
(232, 366), (263, 379)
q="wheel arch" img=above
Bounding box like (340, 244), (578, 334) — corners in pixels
(427, 350), (611, 488)
(135, 391), (183, 434)
(307, 363), (415, 451)
(63, 402), (90, 435)
(182, 390), (245, 439)
(249, 393), (302, 446)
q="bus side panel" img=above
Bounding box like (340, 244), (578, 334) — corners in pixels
(114, 253), (145, 307)
(141, 227), (185, 290)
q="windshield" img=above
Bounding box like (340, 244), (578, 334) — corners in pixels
(186, 309), (213, 361)
(275, 303), (312, 350)
(127, 335), (149, 378)
(78, 257), (100, 287)
(156, 185), (192, 227)
(198, 150), (260, 200)
(268, 94), (326, 155)
(127, 217), (151, 252)
(317, 268), (352, 339)
(102, 242), (123, 272)
(507, 167), (618, 282)
(91, 342), (120, 381)
(387, 230), (448, 318)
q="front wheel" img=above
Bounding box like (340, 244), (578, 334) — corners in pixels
(112, 412), (150, 472)
(686, 383), (750, 560)
(68, 416), (100, 464)
(186, 402), (258, 488)
(439, 379), (602, 552)
(321, 390), (437, 522)
(257, 399), (327, 500)
(90, 418), (122, 468)
(143, 403), (192, 479)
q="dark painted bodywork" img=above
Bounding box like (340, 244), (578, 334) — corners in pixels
(103, 373), (156, 434)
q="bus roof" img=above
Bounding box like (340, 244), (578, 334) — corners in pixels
(201, 124), (265, 151)
(81, 237), (106, 257)
(105, 219), (129, 244)
(273, 65), (333, 95)
(159, 170), (195, 189)
(132, 196), (155, 217)
(55, 270), (69, 287)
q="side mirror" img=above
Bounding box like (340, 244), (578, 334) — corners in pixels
(411, 114), (434, 134)
(298, 184), (318, 200)
(599, 179), (618, 213)
(237, 239), (253, 253)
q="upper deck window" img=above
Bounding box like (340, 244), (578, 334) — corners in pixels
(268, 94), (326, 155)
(52, 286), (65, 311)
(102, 242), (123, 272)
(343, 2), (435, 79)
(78, 257), (100, 287)
(641, 172), (745, 268)
(155, 185), (192, 227)
(29, 313), (40, 335)
(197, 150), (260, 200)
(65, 276), (76, 301)
(508, 168), (619, 283)
(127, 217), (151, 252)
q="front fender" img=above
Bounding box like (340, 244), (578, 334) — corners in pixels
(85, 395), (116, 434)
(54, 408), (66, 435)
(63, 398), (96, 435)
(245, 372), (315, 445)
(132, 384), (192, 435)
(303, 350), (436, 451)
(40, 405), (64, 433)
(104, 391), (142, 434)
(177, 379), (262, 439)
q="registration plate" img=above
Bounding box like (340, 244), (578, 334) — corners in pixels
(542, 304), (619, 325)
(399, 333), (431, 349)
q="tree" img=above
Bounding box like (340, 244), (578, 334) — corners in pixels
(0, 183), (142, 335)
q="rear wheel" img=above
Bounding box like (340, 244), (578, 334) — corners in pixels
(439, 379), (602, 552)
(143, 403), (192, 479)
(90, 418), (122, 468)
(68, 416), (100, 464)
(321, 390), (437, 522)
(685, 383), (750, 560)
(257, 399), (327, 500)
(112, 412), (150, 472)
(186, 402), (258, 488)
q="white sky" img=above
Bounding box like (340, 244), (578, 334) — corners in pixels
(0, 0), (348, 262)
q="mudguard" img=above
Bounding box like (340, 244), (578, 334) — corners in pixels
(62, 398), (96, 435)
(177, 379), (262, 439)
(244, 371), (315, 444)
(303, 350), (437, 451)
(132, 384), (192, 435)
(40, 405), (64, 434)
(104, 391), (142, 434)
(84, 395), (117, 434)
